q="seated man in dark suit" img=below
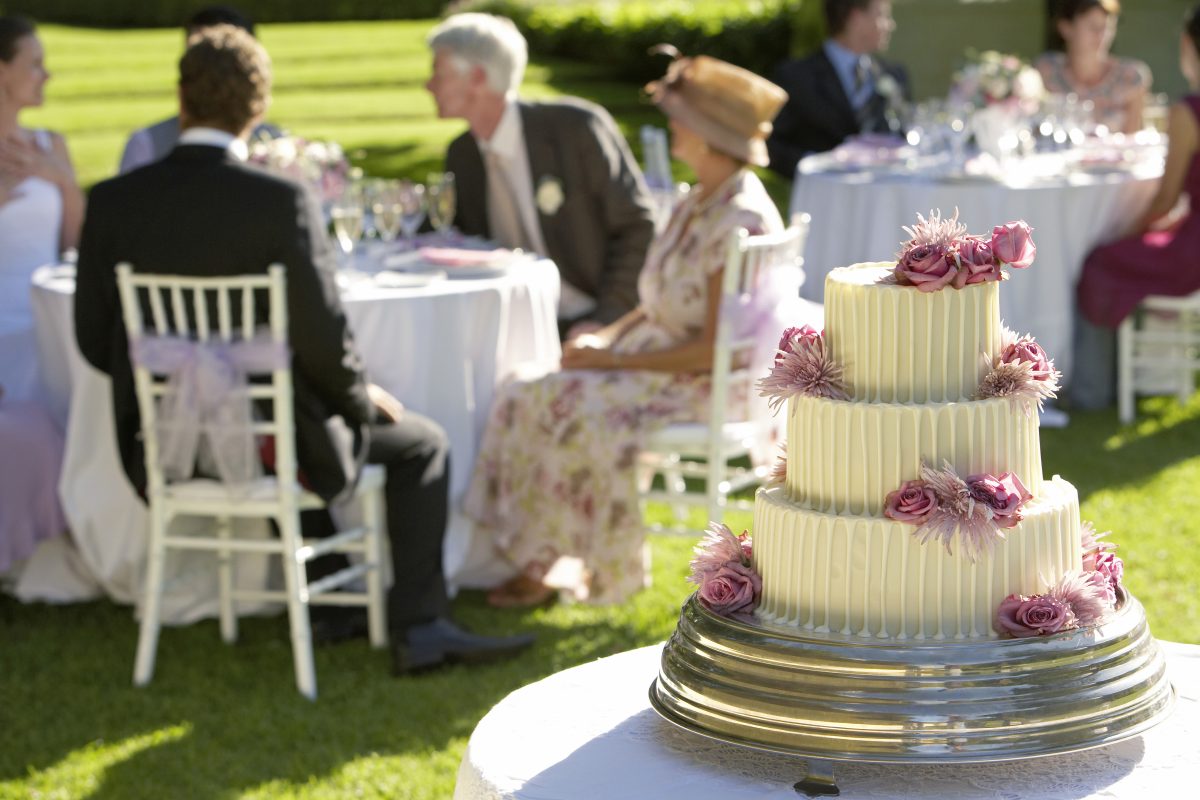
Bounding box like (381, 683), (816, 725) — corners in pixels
(75, 25), (532, 675)
(117, 5), (280, 175)
(767, 0), (910, 179)
(426, 13), (657, 341)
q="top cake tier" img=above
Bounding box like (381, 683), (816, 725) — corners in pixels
(825, 263), (1003, 404)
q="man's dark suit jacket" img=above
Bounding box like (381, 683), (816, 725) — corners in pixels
(447, 99), (656, 325)
(75, 143), (374, 501)
(766, 49), (910, 179)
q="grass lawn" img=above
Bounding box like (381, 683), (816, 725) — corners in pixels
(4, 18), (1200, 800)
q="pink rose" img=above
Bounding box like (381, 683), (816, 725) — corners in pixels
(775, 325), (822, 365)
(689, 523), (752, 581)
(1001, 336), (1052, 378)
(967, 472), (1031, 529)
(884, 479), (939, 523)
(697, 561), (762, 616)
(990, 221), (1036, 269)
(895, 243), (958, 292)
(951, 236), (1002, 288)
(996, 593), (1075, 638)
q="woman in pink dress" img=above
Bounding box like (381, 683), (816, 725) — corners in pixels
(465, 56), (788, 607)
(1071, 6), (1200, 409)
(1036, 0), (1151, 134)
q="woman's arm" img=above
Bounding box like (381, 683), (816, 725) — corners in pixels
(50, 132), (85, 253)
(1125, 102), (1198, 236)
(1124, 87), (1146, 134)
(561, 270), (722, 374)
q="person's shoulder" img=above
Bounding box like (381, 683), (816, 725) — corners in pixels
(1034, 51), (1064, 70)
(1113, 56), (1152, 90)
(774, 49), (827, 81)
(523, 96), (614, 129)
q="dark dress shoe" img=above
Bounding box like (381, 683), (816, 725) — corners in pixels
(310, 607), (370, 645)
(392, 617), (535, 675)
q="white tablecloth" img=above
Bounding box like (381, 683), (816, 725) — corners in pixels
(454, 641), (1200, 800)
(18, 260), (560, 621)
(789, 165), (1160, 383)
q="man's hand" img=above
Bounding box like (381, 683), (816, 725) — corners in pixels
(367, 383), (405, 423)
(564, 319), (604, 341)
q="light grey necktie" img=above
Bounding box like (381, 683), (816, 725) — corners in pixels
(484, 148), (532, 251)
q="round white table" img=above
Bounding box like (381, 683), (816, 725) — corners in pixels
(789, 162), (1160, 385)
(454, 641), (1200, 800)
(18, 259), (561, 621)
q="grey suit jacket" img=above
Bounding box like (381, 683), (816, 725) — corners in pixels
(447, 99), (656, 325)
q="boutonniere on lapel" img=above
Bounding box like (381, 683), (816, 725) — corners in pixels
(536, 175), (565, 216)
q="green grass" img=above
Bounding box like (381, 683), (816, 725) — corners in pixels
(4, 17), (1200, 800)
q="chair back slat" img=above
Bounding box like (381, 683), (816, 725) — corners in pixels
(114, 263), (292, 494)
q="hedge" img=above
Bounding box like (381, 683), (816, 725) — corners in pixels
(0, 1), (449, 27)
(450, 0), (824, 83)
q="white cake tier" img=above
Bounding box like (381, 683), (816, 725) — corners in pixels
(753, 478), (1082, 640)
(786, 394), (1044, 515)
(825, 263), (1003, 403)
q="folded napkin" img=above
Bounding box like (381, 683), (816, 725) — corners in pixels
(417, 247), (512, 268)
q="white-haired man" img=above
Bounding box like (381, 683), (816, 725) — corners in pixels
(426, 13), (656, 340)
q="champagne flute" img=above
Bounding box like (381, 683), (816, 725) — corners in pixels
(397, 180), (427, 243)
(426, 172), (457, 237)
(331, 183), (365, 260)
(371, 179), (404, 243)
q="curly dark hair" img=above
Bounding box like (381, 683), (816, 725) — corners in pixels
(1045, 0), (1121, 51)
(0, 15), (36, 63)
(1187, 4), (1200, 55)
(178, 24), (271, 134)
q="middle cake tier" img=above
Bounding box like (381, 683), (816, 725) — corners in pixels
(787, 394), (1044, 515)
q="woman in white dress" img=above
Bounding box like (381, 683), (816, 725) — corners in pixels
(0, 17), (79, 574)
(0, 16), (84, 402)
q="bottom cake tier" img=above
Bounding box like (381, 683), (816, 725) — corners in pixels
(754, 478), (1081, 640)
(650, 594), (1175, 763)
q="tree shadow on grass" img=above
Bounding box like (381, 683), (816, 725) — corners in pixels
(1041, 397), (1200, 502)
(0, 581), (679, 798)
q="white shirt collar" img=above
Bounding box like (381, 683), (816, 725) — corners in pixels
(480, 101), (524, 161)
(178, 126), (249, 161)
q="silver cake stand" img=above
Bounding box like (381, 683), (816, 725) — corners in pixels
(649, 594), (1175, 797)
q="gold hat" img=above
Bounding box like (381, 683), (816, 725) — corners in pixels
(646, 50), (788, 168)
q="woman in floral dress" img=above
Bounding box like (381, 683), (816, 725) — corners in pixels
(465, 55), (788, 606)
(1036, 0), (1151, 134)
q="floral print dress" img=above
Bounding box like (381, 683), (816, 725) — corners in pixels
(464, 169), (783, 603)
(1034, 53), (1151, 134)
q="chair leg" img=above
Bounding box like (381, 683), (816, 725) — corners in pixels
(1118, 317), (1134, 424)
(216, 514), (238, 644)
(133, 504), (169, 687)
(278, 508), (317, 700)
(663, 454), (688, 524)
(363, 487), (388, 649)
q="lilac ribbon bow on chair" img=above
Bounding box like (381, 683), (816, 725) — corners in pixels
(130, 334), (290, 486)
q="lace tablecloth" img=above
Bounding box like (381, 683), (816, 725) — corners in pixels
(454, 642), (1200, 800)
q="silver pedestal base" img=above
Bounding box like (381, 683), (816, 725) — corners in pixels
(650, 594), (1175, 791)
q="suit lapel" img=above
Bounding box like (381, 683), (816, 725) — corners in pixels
(814, 51), (860, 136)
(519, 102), (563, 259)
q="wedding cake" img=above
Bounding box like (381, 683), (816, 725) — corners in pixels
(650, 212), (1173, 772)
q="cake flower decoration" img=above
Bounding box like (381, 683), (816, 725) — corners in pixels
(689, 522), (761, 617)
(976, 327), (1062, 415)
(884, 461), (1032, 560)
(995, 568), (1117, 638)
(757, 325), (850, 412)
(893, 210), (1036, 292)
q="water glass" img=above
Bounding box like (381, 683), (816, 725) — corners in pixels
(397, 180), (427, 242)
(426, 172), (457, 235)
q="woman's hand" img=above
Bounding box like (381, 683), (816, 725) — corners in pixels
(561, 334), (621, 370)
(0, 133), (73, 191)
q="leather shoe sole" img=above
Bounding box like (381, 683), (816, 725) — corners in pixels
(391, 635), (534, 676)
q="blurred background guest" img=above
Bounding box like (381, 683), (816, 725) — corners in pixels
(426, 13), (656, 340)
(117, 5), (280, 174)
(1037, 0), (1151, 134)
(0, 15), (83, 403)
(464, 54), (787, 608)
(767, 0), (908, 178)
(1071, 4), (1200, 409)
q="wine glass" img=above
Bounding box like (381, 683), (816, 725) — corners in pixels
(370, 179), (405, 243)
(395, 180), (427, 243)
(426, 172), (457, 237)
